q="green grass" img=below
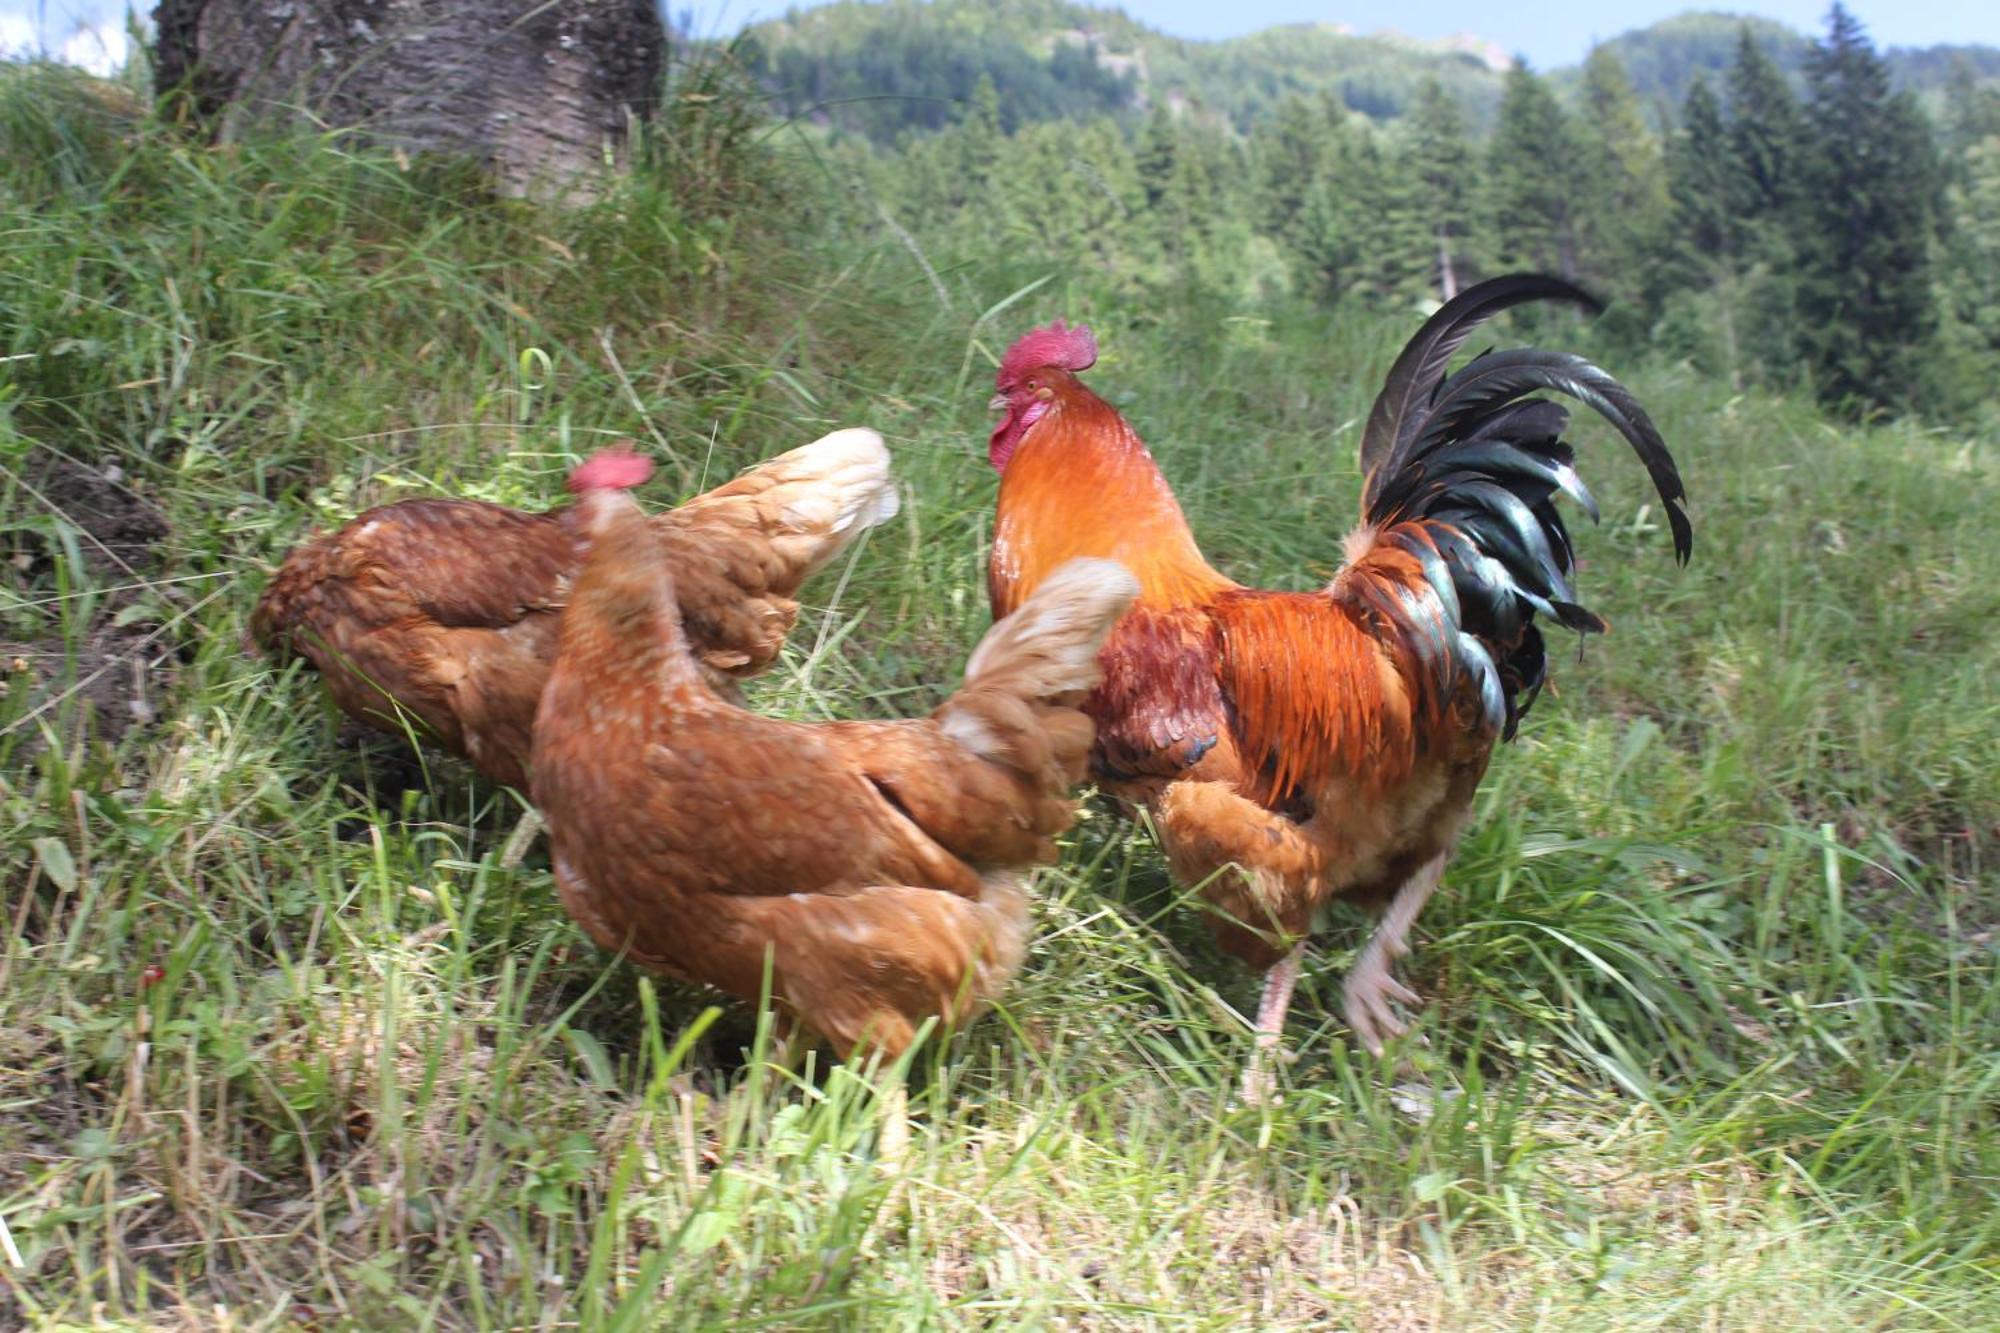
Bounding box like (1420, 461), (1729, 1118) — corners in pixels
(2, 61), (1996, 1329)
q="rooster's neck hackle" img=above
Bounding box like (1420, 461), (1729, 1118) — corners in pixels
(993, 386), (1231, 615)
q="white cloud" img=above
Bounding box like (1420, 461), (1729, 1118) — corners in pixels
(59, 20), (128, 76)
(0, 14), (38, 58)
(0, 4), (139, 72)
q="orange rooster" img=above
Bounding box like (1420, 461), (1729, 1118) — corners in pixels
(252, 429), (899, 789)
(531, 446), (1138, 1059)
(987, 276), (1691, 1096)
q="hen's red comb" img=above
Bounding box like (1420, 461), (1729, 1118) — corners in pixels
(568, 445), (654, 493)
(998, 320), (1097, 387)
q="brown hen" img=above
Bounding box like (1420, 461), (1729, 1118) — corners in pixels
(252, 429), (898, 788)
(530, 447), (1137, 1058)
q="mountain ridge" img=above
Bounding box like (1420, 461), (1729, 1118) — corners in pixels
(729, 1), (1999, 139)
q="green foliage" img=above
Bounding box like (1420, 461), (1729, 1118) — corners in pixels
(1726, 25), (1809, 261)
(738, 0), (2000, 149)
(748, 0), (1135, 140)
(736, 0), (1514, 138)
(1550, 12), (1812, 125)
(1406, 77), (1480, 295)
(1550, 10), (1998, 127)
(1942, 56), (2000, 156)
(787, 2), (2000, 418)
(1575, 47), (1670, 309)
(1666, 78), (1734, 273)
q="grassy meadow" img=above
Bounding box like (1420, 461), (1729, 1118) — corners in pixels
(2, 61), (1997, 1329)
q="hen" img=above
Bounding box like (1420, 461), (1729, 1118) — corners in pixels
(531, 447), (1137, 1059)
(986, 276), (1692, 1095)
(252, 429), (898, 789)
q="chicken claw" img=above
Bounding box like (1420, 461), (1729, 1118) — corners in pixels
(1342, 852), (1444, 1055)
(1342, 949), (1422, 1054)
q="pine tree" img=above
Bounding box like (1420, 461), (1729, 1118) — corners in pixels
(1942, 136), (2000, 356)
(1666, 77), (1736, 275)
(1725, 27), (1807, 261)
(1794, 4), (1942, 413)
(1408, 78), (1477, 298)
(1254, 95), (1333, 251)
(1487, 62), (1582, 281)
(1136, 103), (1177, 212)
(1942, 57), (2000, 160)
(1333, 129), (1430, 308)
(1575, 46), (1668, 301)
(1657, 77), (1753, 383)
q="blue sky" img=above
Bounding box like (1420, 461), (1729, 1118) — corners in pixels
(4, 0), (1995, 74)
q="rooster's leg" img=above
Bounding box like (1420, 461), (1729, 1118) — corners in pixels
(1241, 944), (1305, 1106)
(1344, 852), (1444, 1053)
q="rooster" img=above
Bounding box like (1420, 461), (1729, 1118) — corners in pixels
(252, 428), (899, 790)
(531, 446), (1138, 1059)
(986, 276), (1691, 1096)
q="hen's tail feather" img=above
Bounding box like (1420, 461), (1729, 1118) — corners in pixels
(939, 558), (1138, 783)
(957, 558), (1139, 713)
(1349, 274), (1692, 740)
(675, 427), (900, 573)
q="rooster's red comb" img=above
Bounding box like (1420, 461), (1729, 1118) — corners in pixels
(568, 444), (654, 494)
(998, 320), (1097, 387)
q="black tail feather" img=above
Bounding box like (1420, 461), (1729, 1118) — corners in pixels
(1355, 274), (1692, 739)
(1359, 273), (1603, 504)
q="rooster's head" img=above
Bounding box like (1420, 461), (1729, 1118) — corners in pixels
(988, 320), (1096, 471)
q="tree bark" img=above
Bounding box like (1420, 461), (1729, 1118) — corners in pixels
(152, 0), (664, 197)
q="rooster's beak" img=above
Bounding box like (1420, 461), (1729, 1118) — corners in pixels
(987, 394), (1007, 412)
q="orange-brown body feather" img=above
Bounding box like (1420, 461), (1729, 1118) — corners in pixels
(993, 386), (1485, 969)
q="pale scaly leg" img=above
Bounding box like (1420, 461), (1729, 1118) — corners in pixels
(878, 1083), (910, 1172)
(859, 1079), (913, 1261)
(499, 806), (544, 869)
(1343, 852), (1445, 1054)
(1241, 944), (1305, 1106)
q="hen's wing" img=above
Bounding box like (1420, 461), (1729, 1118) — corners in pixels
(654, 428), (899, 681)
(251, 499), (573, 786)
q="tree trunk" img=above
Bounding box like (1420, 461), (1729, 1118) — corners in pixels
(152, 0), (664, 197)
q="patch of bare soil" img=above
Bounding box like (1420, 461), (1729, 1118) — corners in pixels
(0, 625), (170, 747)
(27, 452), (172, 577)
(3, 452), (174, 747)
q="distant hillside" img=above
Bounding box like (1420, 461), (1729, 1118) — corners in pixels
(1148, 22), (1508, 127)
(738, 0), (1507, 139)
(1549, 10), (2000, 122)
(733, 0), (2000, 140)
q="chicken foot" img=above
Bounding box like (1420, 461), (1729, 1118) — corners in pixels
(1343, 851), (1444, 1053)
